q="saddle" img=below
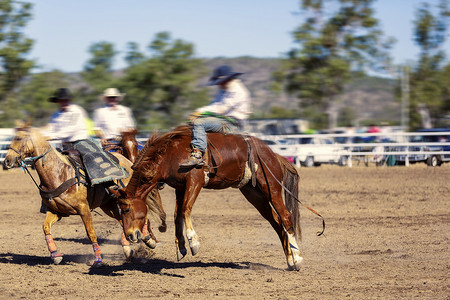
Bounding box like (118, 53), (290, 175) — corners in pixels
(61, 149), (121, 174)
(73, 139), (129, 186)
(39, 147), (125, 214)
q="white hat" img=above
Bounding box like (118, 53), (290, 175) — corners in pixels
(102, 88), (125, 100)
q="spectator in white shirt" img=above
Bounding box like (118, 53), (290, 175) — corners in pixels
(44, 88), (89, 147)
(93, 88), (136, 147)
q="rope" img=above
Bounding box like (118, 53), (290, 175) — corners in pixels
(248, 136), (325, 236)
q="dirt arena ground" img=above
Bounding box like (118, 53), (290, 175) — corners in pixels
(0, 164), (448, 299)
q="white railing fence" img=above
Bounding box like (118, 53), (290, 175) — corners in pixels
(252, 131), (450, 167)
(1, 129), (449, 167)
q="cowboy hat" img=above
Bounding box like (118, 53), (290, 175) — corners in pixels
(102, 88), (125, 100)
(208, 65), (243, 86)
(49, 88), (73, 103)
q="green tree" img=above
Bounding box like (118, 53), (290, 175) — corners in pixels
(17, 70), (71, 126)
(119, 32), (209, 130)
(0, 0), (35, 126)
(80, 41), (118, 112)
(251, 106), (300, 119)
(275, 0), (394, 129)
(338, 106), (356, 127)
(124, 42), (145, 66)
(408, 0), (449, 129)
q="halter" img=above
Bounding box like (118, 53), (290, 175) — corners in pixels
(8, 135), (52, 190)
(8, 135), (52, 168)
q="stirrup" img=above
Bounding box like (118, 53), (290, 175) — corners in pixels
(180, 156), (205, 168)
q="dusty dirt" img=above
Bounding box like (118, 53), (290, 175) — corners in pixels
(0, 164), (448, 299)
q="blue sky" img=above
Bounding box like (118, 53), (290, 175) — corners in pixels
(24, 0), (449, 73)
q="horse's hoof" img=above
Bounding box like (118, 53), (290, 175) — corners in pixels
(177, 248), (187, 261)
(92, 260), (103, 268)
(123, 245), (133, 259)
(288, 257), (303, 271)
(52, 256), (63, 265)
(190, 242), (200, 256)
(144, 238), (157, 249)
(159, 223), (167, 233)
(50, 252), (63, 265)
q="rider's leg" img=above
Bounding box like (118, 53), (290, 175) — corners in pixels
(181, 117), (232, 167)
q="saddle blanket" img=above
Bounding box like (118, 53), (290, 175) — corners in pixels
(73, 139), (129, 186)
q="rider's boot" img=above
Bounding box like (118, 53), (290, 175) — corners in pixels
(180, 147), (205, 168)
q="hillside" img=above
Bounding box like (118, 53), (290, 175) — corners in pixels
(72, 57), (400, 126)
(202, 57), (400, 125)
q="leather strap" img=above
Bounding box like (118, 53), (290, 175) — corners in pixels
(39, 177), (79, 200)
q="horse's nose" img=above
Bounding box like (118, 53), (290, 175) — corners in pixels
(3, 158), (12, 169)
(135, 229), (142, 241)
(127, 233), (136, 243)
(127, 229), (142, 243)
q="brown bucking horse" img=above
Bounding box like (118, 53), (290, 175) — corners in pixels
(104, 129), (167, 233)
(2, 123), (159, 266)
(114, 125), (305, 270)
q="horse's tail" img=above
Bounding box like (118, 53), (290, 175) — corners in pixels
(276, 154), (302, 242)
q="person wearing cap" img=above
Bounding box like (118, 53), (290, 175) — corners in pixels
(93, 88), (136, 146)
(180, 65), (251, 168)
(44, 88), (89, 146)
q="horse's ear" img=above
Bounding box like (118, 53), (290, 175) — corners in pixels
(15, 119), (32, 129)
(110, 188), (127, 199)
(109, 189), (120, 198)
(15, 120), (24, 129)
(24, 118), (32, 128)
(118, 189), (128, 199)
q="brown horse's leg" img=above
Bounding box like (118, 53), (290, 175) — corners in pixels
(43, 211), (63, 265)
(174, 189), (187, 261)
(141, 218), (158, 249)
(146, 188), (167, 233)
(78, 206), (103, 266)
(256, 164), (295, 235)
(240, 184), (299, 269)
(181, 180), (203, 257)
(99, 202), (134, 260)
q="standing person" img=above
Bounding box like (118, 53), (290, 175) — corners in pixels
(93, 88), (136, 147)
(44, 88), (89, 148)
(180, 65), (251, 168)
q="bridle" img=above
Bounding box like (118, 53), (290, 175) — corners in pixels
(8, 135), (52, 169)
(8, 134), (53, 190)
(9, 146), (52, 169)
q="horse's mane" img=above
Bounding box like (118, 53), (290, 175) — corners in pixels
(121, 129), (138, 140)
(23, 127), (71, 166)
(29, 127), (50, 149)
(132, 125), (191, 176)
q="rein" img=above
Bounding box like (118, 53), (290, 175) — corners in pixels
(247, 136), (326, 236)
(206, 140), (223, 170)
(10, 146), (52, 168)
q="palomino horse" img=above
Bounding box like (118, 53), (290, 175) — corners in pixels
(114, 125), (304, 270)
(2, 124), (156, 266)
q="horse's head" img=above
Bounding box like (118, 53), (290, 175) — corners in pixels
(115, 188), (148, 243)
(121, 129), (139, 163)
(3, 121), (35, 169)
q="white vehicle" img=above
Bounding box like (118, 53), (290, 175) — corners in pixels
(274, 136), (350, 167)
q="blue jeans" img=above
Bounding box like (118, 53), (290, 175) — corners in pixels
(191, 117), (238, 152)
